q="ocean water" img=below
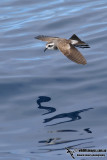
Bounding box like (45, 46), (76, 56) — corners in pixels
(0, 0), (107, 160)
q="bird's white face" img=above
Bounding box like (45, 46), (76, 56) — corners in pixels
(46, 42), (55, 50)
(44, 42), (55, 52)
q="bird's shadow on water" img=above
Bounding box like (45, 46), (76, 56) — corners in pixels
(36, 96), (93, 126)
(44, 108), (93, 126)
(37, 96), (56, 115)
(36, 96), (93, 149)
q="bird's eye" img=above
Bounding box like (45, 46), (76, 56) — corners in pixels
(48, 45), (52, 47)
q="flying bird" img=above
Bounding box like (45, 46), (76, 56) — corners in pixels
(35, 34), (90, 65)
(66, 148), (75, 159)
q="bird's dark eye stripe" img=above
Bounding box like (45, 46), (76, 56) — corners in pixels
(48, 45), (53, 47)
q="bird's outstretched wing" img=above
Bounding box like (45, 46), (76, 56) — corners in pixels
(58, 40), (87, 65)
(35, 35), (59, 42)
(69, 34), (82, 42)
(69, 34), (90, 48)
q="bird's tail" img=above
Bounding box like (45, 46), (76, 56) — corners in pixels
(69, 34), (90, 48)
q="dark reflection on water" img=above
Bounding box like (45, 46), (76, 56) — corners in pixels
(57, 129), (77, 132)
(39, 137), (92, 146)
(44, 108), (93, 126)
(37, 96), (93, 126)
(39, 141), (93, 152)
(37, 96), (93, 152)
(37, 96), (56, 115)
(84, 128), (92, 133)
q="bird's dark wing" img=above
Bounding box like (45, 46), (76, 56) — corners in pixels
(58, 40), (87, 65)
(69, 34), (82, 41)
(35, 35), (59, 42)
(69, 34), (90, 48)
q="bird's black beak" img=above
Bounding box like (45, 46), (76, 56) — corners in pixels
(44, 48), (47, 52)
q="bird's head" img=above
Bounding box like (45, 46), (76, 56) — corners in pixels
(44, 42), (55, 52)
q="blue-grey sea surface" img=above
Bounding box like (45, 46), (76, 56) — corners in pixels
(0, 0), (107, 160)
